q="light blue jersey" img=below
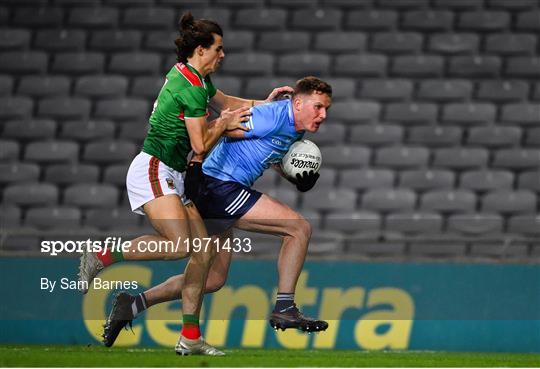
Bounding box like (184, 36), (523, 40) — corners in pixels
(203, 99), (304, 187)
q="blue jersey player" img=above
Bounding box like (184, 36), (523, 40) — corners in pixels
(103, 77), (332, 346)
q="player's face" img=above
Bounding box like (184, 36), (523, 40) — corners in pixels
(201, 34), (225, 74)
(295, 92), (332, 133)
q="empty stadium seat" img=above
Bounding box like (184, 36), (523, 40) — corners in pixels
(408, 126), (463, 147)
(253, 169), (279, 192)
(0, 205), (21, 228)
(13, 7), (63, 27)
(292, 9), (342, 30)
(17, 76), (70, 97)
(0, 97), (33, 119)
(350, 124), (404, 146)
(234, 8), (286, 29)
(420, 189), (477, 213)
(489, 0), (538, 9)
(330, 100), (381, 123)
(118, 122), (148, 142)
(417, 80), (473, 101)
(131, 76), (167, 98)
(518, 171), (540, 192)
(516, 10), (540, 31)
(321, 0), (373, 7)
(0, 162), (40, 184)
(340, 168), (395, 189)
(221, 52), (274, 75)
(501, 103), (540, 125)
(25, 141), (79, 163)
(123, 7), (174, 29)
(0, 29), (31, 50)
(2, 235), (40, 251)
(526, 127), (540, 147)
(450, 54), (503, 77)
(3, 119), (56, 141)
(305, 230), (345, 255)
(467, 126), (522, 147)
(314, 32), (366, 53)
(191, 8), (231, 28)
(433, 147), (489, 169)
(44, 164), (99, 185)
(362, 188), (416, 212)
(302, 188), (357, 211)
(109, 53), (161, 75)
(244, 77), (296, 100)
(346, 9), (398, 30)
(60, 120), (116, 142)
(90, 30), (141, 51)
(442, 103), (496, 125)
(399, 169), (455, 191)
(477, 81), (529, 102)
(220, 31), (255, 52)
(505, 57), (540, 78)
(320, 145), (371, 168)
(392, 55), (444, 77)
(376, 146), (429, 169)
(103, 164), (129, 185)
(143, 30), (176, 53)
(485, 34), (537, 55)
(318, 78), (356, 100)
(0, 51), (48, 74)
(482, 190), (537, 214)
(0, 140), (20, 161)
(360, 79), (413, 101)
(64, 184), (119, 208)
(385, 103), (437, 124)
(52, 52), (105, 74)
(460, 170), (514, 192)
(458, 11), (510, 31)
(259, 31), (310, 52)
(215, 0), (266, 8)
(508, 215), (540, 236)
(34, 29), (86, 51)
(38, 97), (91, 120)
(304, 123), (346, 145)
(0, 75), (13, 96)
(25, 206), (81, 229)
(334, 54), (388, 76)
(278, 53), (330, 76)
(68, 7), (118, 28)
(75, 76), (128, 98)
(265, 188), (298, 209)
(325, 210), (381, 232)
(428, 33), (479, 54)
(534, 82), (540, 101)
(493, 149), (540, 169)
(409, 241), (467, 257)
(433, 0), (483, 8)
(372, 32), (423, 54)
(402, 10), (454, 31)
(83, 140), (137, 163)
(447, 213), (504, 235)
(94, 98), (150, 121)
(385, 211), (443, 234)
(378, 0), (429, 8)
(3, 182), (58, 206)
(85, 207), (140, 230)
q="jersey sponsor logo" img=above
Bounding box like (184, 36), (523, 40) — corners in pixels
(166, 178), (175, 190)
(271, 138), (283, 146)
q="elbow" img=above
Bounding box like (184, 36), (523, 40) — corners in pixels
(191, 142), (209, 156)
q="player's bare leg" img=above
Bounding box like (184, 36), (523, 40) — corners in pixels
(79, 194), (193, 293)
(235, 194), (328, 333)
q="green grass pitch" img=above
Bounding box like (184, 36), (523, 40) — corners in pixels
(1, 346), (539, 367)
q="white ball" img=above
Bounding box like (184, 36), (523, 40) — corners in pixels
(280, 139), (322, 180)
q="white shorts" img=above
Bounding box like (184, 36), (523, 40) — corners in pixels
(126, 151), (187, 215)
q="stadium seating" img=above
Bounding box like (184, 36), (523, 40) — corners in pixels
(0, 0), (538, 260)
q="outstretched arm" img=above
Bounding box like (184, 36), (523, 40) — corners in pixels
(210, 86), (294, 111)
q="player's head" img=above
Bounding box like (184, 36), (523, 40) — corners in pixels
(292, 77), (332, 133)
(175, 12), (224, 75)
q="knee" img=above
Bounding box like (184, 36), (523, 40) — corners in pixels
(287, 215), (312, 242)
(162, 235), (190, 260)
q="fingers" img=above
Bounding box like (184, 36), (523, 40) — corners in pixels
(234, 122), (250, 131)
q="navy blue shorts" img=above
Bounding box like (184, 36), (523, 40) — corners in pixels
(193, 174), (262, 235)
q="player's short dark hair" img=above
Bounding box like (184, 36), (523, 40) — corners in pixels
(175, 12), (223, 64)
(294, 77), (332, 98)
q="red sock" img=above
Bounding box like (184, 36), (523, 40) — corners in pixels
(181, 314), (201, 340)
(96, 248), (124, 267)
